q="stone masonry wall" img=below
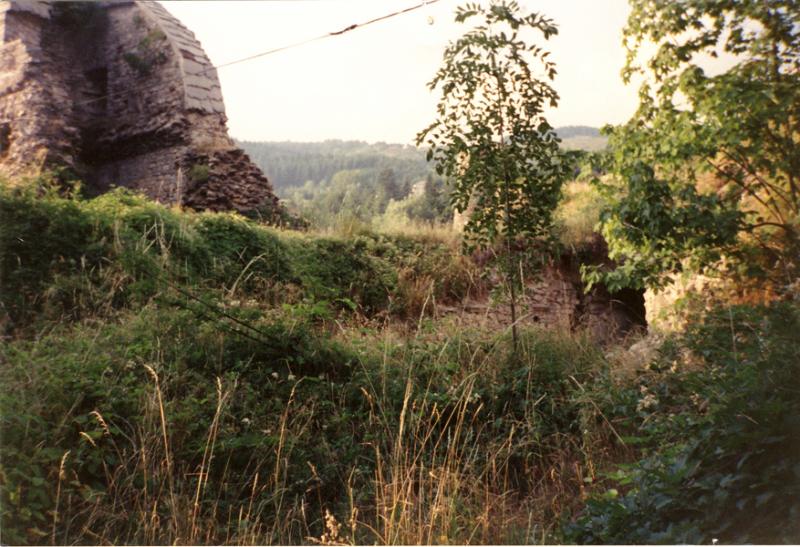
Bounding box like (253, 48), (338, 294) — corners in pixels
(0, 0), (280, 216)
(464, 240), (647, 341)
(181, 148), (281, 214)
(459, 256), (646, 343)
(521, 256), (646, 341)
(1, 4), (78, 176)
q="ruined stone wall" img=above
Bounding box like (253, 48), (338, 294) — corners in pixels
(79, 1), (194, 199)
(0, 0), (280, 216)
(521, 263), (580, 329)
(519, 256), (646, 341)
(464, 239), (647, 342)
(458, 256), (646, 343)
(0, 2), (78, 176)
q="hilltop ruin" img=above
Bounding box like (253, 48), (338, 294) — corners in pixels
(0, 0), (280, 216)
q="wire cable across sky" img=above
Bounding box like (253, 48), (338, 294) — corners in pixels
(5, 0), (444, 123)
(210, 0), (442, 74)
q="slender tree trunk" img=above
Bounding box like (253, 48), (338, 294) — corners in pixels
(507, 254), (519, 354)
(504, 171), (519, 355)
(493, 56), (518, 355)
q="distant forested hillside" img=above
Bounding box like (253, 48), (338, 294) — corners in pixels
(238, 140), (432, 193)
(238, 129), (604, 228)
(555, 125), (601, 138)
(238, 140), (449, 228)
(239, 127), (604, 193)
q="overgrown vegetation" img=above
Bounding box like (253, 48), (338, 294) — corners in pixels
(0, 180), (603, 544)
(0, 183), (478, 331)
(586, 0), (800, 293)
(2, 176), (798, 545)
(1, 302), (612, 544)
(3, 0), (799, 544)
(565, 303), (800, 544)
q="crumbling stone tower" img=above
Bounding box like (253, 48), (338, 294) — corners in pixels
(0, 0), (280, 215)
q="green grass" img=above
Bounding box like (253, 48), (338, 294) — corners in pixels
(0, 300), (614, 544)
(2, 179), (797, 545)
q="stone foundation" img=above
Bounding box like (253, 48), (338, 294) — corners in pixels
(522, 256), (647, 341)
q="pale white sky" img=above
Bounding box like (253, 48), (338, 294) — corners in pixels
(161, 0), (639, 144)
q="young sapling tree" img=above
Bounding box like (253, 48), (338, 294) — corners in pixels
(417, 0), (569, 351)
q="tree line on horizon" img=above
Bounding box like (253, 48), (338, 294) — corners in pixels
(238, 126), (604, 229)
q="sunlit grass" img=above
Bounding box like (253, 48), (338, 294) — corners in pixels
(554, 180), (606, 249)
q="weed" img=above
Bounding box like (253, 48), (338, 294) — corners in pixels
(4, 181), (796, 545)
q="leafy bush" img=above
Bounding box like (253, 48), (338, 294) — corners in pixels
(194, 213), (290, 288)
(2, 186), (477, 330)
(286, 235), (397, 314)
(564, 303), (800, 544)
(1, 185), (97, 325)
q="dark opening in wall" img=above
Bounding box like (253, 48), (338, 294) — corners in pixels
(610, 287), (648, 333)
(84, 67), (109, 116)
(0, 123), (10, 158)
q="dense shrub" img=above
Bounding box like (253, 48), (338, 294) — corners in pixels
(0, 185), (97, 324)
(564, 303), (800, 544)
(194, 213), (291, 287)
(286, 236), (398, 314)
(1, 186), (473, 328)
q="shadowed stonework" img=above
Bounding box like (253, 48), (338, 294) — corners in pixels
(0, 0), (280, 216)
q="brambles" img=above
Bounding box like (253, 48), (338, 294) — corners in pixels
(2, 173), (798, 544)
(0, 183), (476, 329)
(564, 303), (800, 544)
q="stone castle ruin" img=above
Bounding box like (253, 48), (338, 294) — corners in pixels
(460, 237), (647, 342)
(0, 0), (280, 215)
(0, 0), (646, 340)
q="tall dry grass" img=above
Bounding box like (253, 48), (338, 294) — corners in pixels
(554, 180), (606, 249)
(47, 363), (313, 545)
(334, 328), (613, 545)
(2, 187), (620, 544)
(40, 325), (615, 546)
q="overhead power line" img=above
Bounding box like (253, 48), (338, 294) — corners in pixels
(4, 0), (444, 122)
(210, 0), (441, 73)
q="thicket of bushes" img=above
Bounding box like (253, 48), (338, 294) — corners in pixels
(1, 185), (479, 333)
(2, 183), (798, 544)
(565, 303), (800, 544)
